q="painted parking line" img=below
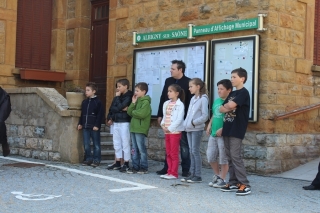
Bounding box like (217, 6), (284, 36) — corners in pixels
(0, 156), (157, 192)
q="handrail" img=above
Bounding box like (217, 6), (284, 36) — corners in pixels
(274, 102), (320, 120)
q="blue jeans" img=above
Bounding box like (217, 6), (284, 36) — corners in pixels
(187, 131), (203, 177)
(131, 133), (148, 170)
(83, 129), (101, 162)
(164, 131), (190, 172)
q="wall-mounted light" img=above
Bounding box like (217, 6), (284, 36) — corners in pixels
(187, 23), (195, 40)
(132, 31), (138, 46)
(257, 14), (267, 32)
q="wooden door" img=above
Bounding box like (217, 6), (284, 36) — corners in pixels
(90, 0), (109, 112)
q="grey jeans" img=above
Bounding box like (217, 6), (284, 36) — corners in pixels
(223, 136), (250, 186)
(187, 131), (203, 177)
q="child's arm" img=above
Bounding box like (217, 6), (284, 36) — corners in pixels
(130, 101), (151, 119)
(94, 100), (104, 130)
(191, 97), (209, 126)
(220, 101), (237, 113)
(206, 115), (213, 135)
(110, 96), (132, 113)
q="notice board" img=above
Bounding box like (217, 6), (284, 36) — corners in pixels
(133, 41), (209, 117)
(211, 35), (259, 122)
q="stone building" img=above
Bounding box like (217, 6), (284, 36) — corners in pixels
(1, 0), (320, 174)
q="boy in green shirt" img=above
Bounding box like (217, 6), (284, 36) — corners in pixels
(206, 79), (232, 188)
(127, 82), (152, 174)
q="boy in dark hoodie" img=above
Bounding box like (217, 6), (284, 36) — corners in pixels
(127, 82), (151, 174)
(106, 79), (133, 172)
(78, 82), (104, 167)
(0, 87), (11, 157)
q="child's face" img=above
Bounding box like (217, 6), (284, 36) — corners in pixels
(116, 83), (128, 94)
(217, 84), (230, 99)
(85, 86), (95, 98)
(189, 82), (199, 95)
(231, 72), (245, 87)
(134, 87), (145, 98)
(167, 87), (179, 100)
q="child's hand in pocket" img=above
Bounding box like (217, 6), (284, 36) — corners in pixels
(93, 126), (99, 131)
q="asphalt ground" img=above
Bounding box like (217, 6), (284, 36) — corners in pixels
(0, 156), (319, 213)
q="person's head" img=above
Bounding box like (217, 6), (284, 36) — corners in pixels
(217, 79), (232, 99)
(134, 82), (148, 98)
(231, 67), (247, 89)
(189, 78), (207, 97)
(116, 79), (130, 94)
(85, 82), (97, 98)
(170, 60), (186, 79)
(167, 84), (185, 103)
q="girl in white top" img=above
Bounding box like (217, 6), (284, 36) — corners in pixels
(182, 78), (209, 183)
(160, 84), (185, 179)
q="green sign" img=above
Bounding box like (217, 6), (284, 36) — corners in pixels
(135, 17), (259, 43)
(193, 18), (258, 36)
(136, 29), (188, 43)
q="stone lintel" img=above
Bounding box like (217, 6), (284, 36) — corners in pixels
(5, 87), (81, 117)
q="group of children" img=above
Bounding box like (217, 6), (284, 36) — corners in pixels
(78, 67), (251, 196)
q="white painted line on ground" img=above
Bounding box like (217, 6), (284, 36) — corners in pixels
(0, 156), (157, 192)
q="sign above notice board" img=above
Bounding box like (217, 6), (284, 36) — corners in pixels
(133, 14), (267, 45)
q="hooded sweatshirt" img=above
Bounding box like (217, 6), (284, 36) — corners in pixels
(184, 94), (209, 132)
(127, 95), (152, 136)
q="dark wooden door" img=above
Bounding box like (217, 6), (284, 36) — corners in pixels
(90, 0), (109, 113)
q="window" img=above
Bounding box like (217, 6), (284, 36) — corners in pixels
(15, 0), (52, 70)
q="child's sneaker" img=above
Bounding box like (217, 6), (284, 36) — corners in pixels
(160, 174), (169, 178)
(209, 175), (220, 187)
(181, 176), (193, 182)
(163, 174), (177, 180)
(137, 169), (148, 174)
(213, 179), (227, 188)
(236, 184), (251, 196)
(91, 161), (100, 168)
(127, 168), (138, 174)
(119, 165), (129, 173)
(220, 184), (240, 192)
(187, 176), (202, 183)
(82, 160), (92, 166)
(107, 163), (121, 170)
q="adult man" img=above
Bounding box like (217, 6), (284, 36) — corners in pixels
(0, 87), (11, 157)
(157, 60), (192, 177)
(303, 161), (320, 190)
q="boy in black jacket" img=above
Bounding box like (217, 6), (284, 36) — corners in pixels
(0, 87), (11, 157)
(78, 82), (104, 167)
(106, 79), (133, 172)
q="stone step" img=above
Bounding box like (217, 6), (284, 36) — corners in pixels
(100, 132), (113, 141)
(101, 150), (115, 160)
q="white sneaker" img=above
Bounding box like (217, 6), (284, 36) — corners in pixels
(160, 174), (169, 178)
(209, 175), (220, 187)
(163, 175), (177, 180)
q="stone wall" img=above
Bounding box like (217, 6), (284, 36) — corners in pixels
(111, 0), (320, 174)
(2, 87), (83, 163)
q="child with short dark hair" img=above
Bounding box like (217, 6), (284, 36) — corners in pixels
(126, 82), (151, 174)
(106, 79), (133, 172)
(160, 84), (185, 180)
(219, 68), (251, 195)
(206, 79), (232, 188)
(78, 82), (104, 167)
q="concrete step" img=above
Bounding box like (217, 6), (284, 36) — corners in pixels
(100, 132), (113, 141)
(101, 150), (115, 160)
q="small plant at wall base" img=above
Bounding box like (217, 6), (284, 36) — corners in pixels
(64, 82), (85, 110)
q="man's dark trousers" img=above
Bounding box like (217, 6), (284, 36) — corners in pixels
(311, 162), (320, 188)
(163, 131), (190, 173)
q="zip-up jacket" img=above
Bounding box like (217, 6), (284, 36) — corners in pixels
(107, 90), (133, 123)
(127, 95), (152, 136)
(0, 87), (11, 123)
(78, 96), (104, 129)
(160, 98), (185, 133)
(183, 94), (209, 132)
(157, 75), (192, 119)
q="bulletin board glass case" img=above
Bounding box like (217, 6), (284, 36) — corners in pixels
(211, 35), (259, 122)
(133, 41), (209, 117)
